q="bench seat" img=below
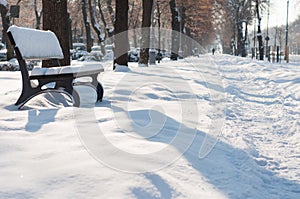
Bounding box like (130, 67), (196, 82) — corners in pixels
(31, 63), (104, 76)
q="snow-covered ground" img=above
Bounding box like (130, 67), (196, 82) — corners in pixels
(0, 54), (299, 198)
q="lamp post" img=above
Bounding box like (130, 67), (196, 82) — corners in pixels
(253, 18), (257, 59)
(255, 0), (264, 60)
(285, 0), (289, 62)
(265, 0), (270, 58)
(149, 0), (156, 65)
(176, 6), (183, 59)
(156, 0), (161, 63)
(240, 19), (248, 57)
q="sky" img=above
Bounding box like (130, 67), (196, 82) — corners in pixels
(267, 0), (299, 28)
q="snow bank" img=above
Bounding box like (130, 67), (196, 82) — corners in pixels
(0, 59), (35, 71)
(73, 85), (97, 107)
(114, 64), (131, 72)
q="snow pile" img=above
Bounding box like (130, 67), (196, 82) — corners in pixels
(73, 85), (97, 108)
(138, 63), (148, 67)
(114, 64), (131, 72)
(0, 59), (35, 71)
(0, 55), (300, 198)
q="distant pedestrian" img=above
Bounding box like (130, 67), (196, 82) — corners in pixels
(212, 48), (215, 55)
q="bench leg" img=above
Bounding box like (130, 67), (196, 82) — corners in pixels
(17, 89), (75, 109)
(72, 89), (80, 107)
(89, 74), (104, 102)
(54, 78), (80, 107)
(97, 83), (104, 102)
(54, 78), (73, 94)
(15, 87), (41, 106)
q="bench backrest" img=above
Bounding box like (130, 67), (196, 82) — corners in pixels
(7, 25), (64, 60)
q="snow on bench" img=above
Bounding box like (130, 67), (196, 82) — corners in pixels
(30, 63), (101, 76)
(7, 25), (104, 109)
(8, 25), (64, 60)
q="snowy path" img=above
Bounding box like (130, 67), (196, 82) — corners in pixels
(0, 55), (299, 198)
(218, 55), (300, 183)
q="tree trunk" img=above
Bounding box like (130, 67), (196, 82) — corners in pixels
(180, 7), (187, 58)
(157, 0), (161, 63)
(105, 0), (115, 26)
(138, 0), (153, 66)
(97, 1), (107, 55)
(98, 1), (108, 40)
(68, 12), (73, 53)
(114, 0), (129, 69)
(184, 26), (194, 57)
(256, 0), (264, 60)
(169, 0), (180, 60)
(0, 3), (14, 61)
(34, 0), (42, 29)
(42, 0), (70, 67)
(131, 3), (141, 48)
(237, 22), (243, 56)
(242, 22), (248, 57)
(89, 0), (104, 44)
(82, 0), (93, 52)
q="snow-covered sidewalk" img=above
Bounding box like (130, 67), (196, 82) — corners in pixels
(0, 55), (299, 198)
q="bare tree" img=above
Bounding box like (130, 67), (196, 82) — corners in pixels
(34, 0), (42, 29)
(97, 0), (115, 39)
(0, 1), (13, 60)
(114, 0), (129, 69)
(128, 0), (142, 48)
(97, 1), (109, 40)
(222, 0), (253, 56)
(105, 0), (115, 25)
(81, 0), (93, 52)
(42, 0), (70, 67)
(89, 0), (104, 44)
(138, 0), (153, 66)
(169, 0), (180, 60)
(255, 0), (264, 60)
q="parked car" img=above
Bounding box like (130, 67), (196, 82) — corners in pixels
(77, 55), (100, 62)
(90, 45), (103, 61)
(162, 50), (171, 58)
(91, 45), (102, 52)
(0, 42), (6, 61)
(102, 50), (113, 61)
(128, 48), (140, 62)
(0, 42), (5, 49)
(0, 48), (7, 61)
(105, 44), (113, 51)
(71, 43), (88, 60)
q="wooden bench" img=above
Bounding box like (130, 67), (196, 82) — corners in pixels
(7, 25), (104, 109)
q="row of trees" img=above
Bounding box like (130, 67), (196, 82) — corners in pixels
(1, 0), (297, 66)
(265, 15), (300, 56)
(0, 0), (220, 67)
(217, 0), (268, 59)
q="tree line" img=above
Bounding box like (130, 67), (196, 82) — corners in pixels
(0, 0), (298, 67)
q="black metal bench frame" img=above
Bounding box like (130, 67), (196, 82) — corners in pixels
(7, 28), (104, 109)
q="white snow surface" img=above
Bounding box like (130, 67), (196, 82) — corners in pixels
(114, 64), (131, 72)
(0, 54), (300, 198)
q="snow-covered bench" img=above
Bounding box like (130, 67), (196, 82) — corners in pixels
(7, 25), (104, 108)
